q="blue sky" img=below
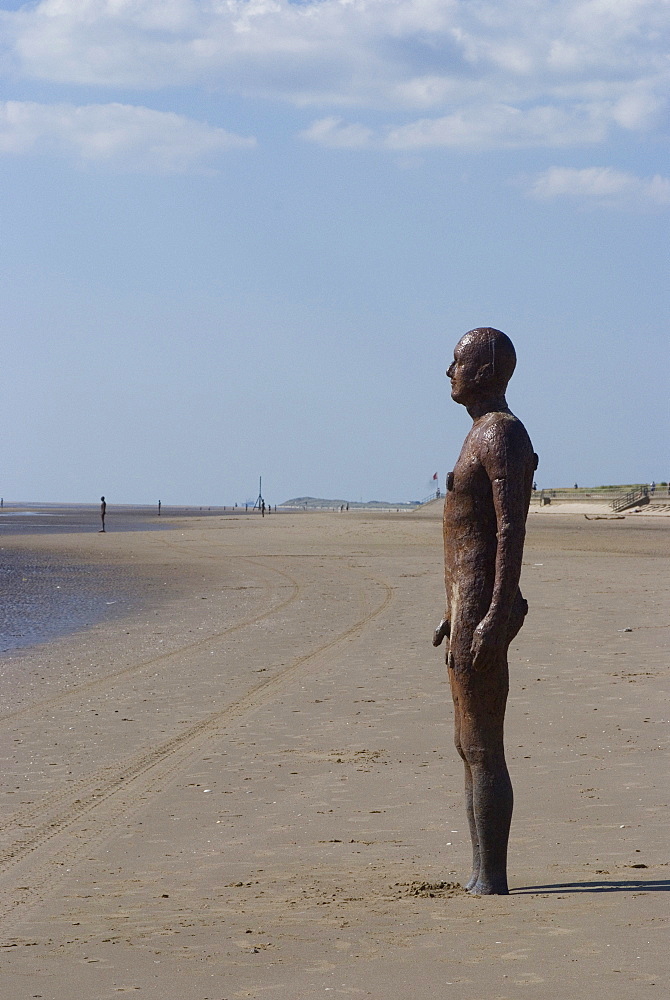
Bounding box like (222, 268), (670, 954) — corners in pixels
(1, 0), (668, 505)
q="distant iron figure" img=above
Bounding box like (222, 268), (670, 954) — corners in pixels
(433, 328), (537, 895)
(100, 496), (106, 533)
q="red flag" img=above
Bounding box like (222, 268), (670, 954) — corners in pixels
(432, 472), (438, 481)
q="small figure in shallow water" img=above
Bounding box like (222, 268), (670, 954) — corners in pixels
(434, 327), (537, 895)
(100, 496), (106, 533)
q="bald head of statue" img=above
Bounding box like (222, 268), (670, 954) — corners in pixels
(447, 327), (517, 407)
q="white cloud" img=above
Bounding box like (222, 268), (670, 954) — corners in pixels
(299, 116), (373, 149)
(527, 166), (670, 207)
(0, 100), (255, 171)
(302, 103), (610, 151)
(383, 103), (607, 150)
(1, 0), (668, 151)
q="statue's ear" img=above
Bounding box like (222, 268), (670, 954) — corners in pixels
(474, 362), (495, 385)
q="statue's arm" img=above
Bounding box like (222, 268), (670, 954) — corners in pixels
(471, 421), (529, 665)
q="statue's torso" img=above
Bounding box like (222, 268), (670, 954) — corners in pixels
(443, 412), (534, 626)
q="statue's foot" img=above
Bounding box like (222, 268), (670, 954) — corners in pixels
(464, 871), (479, 892)
(468, 876), (509, 896)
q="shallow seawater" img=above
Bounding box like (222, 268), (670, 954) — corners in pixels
(0, 549), (143, 652)
(0, 508), (168, 536)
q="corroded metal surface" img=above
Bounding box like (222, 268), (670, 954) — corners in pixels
(434, 328), (537, 894)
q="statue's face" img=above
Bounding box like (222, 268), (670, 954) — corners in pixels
(447, 335), (482, 404)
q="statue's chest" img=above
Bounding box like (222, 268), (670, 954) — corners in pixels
(448, 440), (488, 498)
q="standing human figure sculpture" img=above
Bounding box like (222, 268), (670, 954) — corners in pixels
(100, 496), (106, 533)
(433, 328), (537, 895)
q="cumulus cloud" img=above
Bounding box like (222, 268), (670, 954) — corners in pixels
(527, 166), (670, 207)
(0, 100), (255, 171)
(0, 0), (668, 151)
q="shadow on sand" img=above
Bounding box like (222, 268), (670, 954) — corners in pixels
(513, 878), (670, 894)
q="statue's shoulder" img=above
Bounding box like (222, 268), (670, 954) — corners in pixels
(479, 409), (529, 437)
(477, 411), (534, 459)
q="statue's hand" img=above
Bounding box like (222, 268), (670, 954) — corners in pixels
(470, 618), (505, 667)
(432, 617), (450, 647)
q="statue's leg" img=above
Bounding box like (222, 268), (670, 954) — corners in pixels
(450, 677), (480, 889)
(463, 761), (480, 891)
(468, 741), (513, 894)
(459, 591), (525, 893)
(450, 653), (512, 895)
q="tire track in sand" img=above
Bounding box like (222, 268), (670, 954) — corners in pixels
(0, 554), (302, 725)
(0, 567), (394, 928)
(0, 554), (302, 843)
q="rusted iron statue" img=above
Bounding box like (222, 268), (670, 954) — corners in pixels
(433, 328), (537, 894)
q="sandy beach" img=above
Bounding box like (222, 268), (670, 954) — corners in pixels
(0, 507), (668, 999)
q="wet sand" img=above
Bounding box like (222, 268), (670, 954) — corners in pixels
(0, 509), (668, 998)
(0, 504), (240, 537)
(0, 548), (152, 654)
